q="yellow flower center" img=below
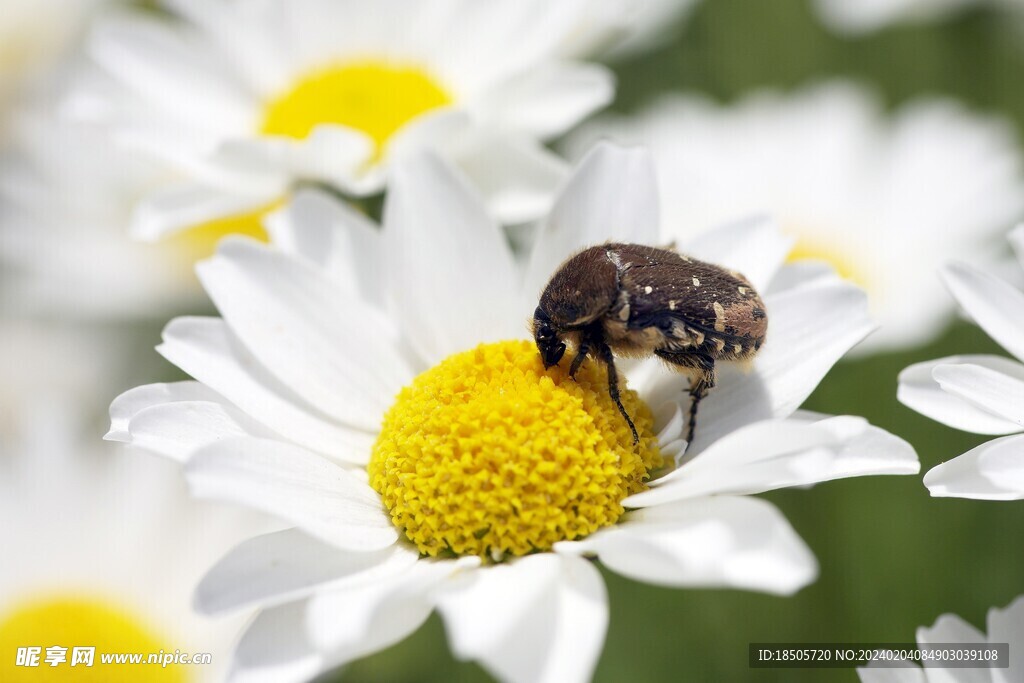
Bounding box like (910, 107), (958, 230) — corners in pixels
(261, 61), (451, 161)
(167, 202), (275, 261)
(368, 340), (662, 560)
(786, 234), (867, 288)
(0, 595), (187, 682)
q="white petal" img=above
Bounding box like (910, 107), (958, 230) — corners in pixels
(1010, 224), (1024, 272)
(654, 401), (686, 448)
(196, 529), (419, 614)
(942, 262), (1024, 362)
(447, 130), (569, 225)
(213, 126), (374, 193)
(132, 182), (279, 242)
(158, 316), (375, 462)
(384, 152), (521, 364)
(558, 496), (817, 596)
(924, 434), (1024, 501)
(988, 595), (1024, 683)
(228, 602), (324, 683)
(89, 13), (254, 132)
(932, 363), (1024, 428)
(646, 278), (873, 453)
(185, 437), (398, 551)
(474, 61), (615, 140)
(916, 614), (988, 683)
(197, 238), (413, 431)
(683, 215), (795, 294)
(107, 381), (221, 441)
(767, 262), (841, 297)
(305, 557), (479, 662)
(164, 0), (291, 95)
(525, 142), (659, 297)
(626, 416), (916, 507)
(265, 188), (383, 304)
(898, 356), (1024, 435)
(127, 400), (274, 462)
(436, 554), (607, 683)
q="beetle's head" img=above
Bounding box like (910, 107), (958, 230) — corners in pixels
(532, 306), (566, 369)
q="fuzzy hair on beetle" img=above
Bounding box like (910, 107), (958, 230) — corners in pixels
(533, 243), (768, 445)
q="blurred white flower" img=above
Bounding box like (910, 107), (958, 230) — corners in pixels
(898, 225), (1024, 500)
(0, 68), (215, 320)
(812, 0), (984, 35)
(857, 595), (1024, 682)
(557, 0), (701, 60)
(72, 0), (623, 241)
(564, 83), (1024, 354)
(108, 144), (918, 683)
(0, 0), (105, 111)
(0, 321), (272, 683)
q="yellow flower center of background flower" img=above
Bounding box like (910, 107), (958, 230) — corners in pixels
(368, 340), (662, 560)
(261, 61), (451, 160)
(168, 202), (275, 262)
(786, 234), (867, 288)
(0, 595), (187, 682)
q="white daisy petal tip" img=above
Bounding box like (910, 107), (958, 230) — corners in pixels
(922, 434), (1024, 501)
(897, 355), (1024, 436)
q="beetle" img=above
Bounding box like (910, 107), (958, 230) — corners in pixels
(533, 243), (767, 445)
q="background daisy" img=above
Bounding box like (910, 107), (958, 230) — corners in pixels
(73, 0), (621, 241)
(0, 321), (272, 683)
(564, 82), (1024, 353)
(898, 225), (1024, 500)
(857, 595), (1023, 682)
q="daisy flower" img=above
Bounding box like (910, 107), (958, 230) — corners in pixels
(563, 83), (1024, 354)
(898, 225), (1024, 500)
(0, 67), (219, 319)
(0, 323), (271, 683)
(108, 144), (918, 683)
(74, 0), (617, 242)
(857, 595), (1023, 682)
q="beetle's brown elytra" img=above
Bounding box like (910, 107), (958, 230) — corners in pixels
(533, 243), (768, 445)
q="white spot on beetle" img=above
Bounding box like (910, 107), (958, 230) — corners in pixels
(669, 300), (677, 311)
(738, 286), (748, 295)
(692, 277), (701, 287)
(712, 301), (726, 332)
(644, 285), (653, 294)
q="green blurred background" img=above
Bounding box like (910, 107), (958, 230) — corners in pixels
(334, 0), (1024, 680)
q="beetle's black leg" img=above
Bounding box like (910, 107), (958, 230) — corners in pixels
(654, 350), (716, 443)
(596, 340), (639, 445)
(568, 338), (591, 379)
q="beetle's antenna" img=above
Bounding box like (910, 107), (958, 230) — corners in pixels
(597, 341), (639, 445)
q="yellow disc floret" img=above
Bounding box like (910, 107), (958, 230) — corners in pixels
(261, 61), (451, 160)
(368, 340), (662, 560)
(0, 595), (187, 682)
